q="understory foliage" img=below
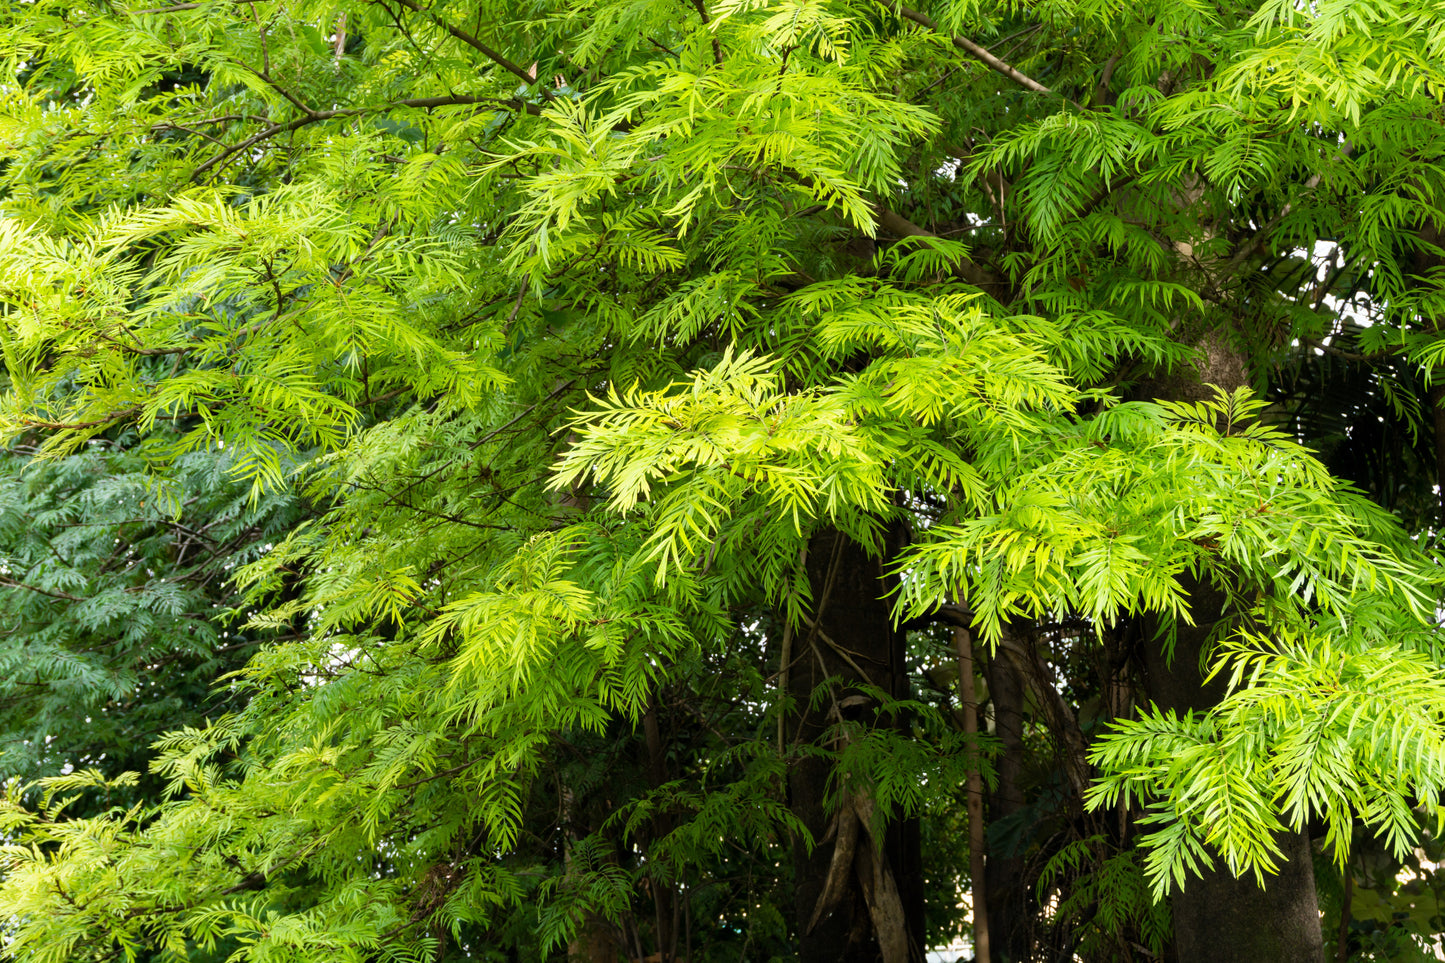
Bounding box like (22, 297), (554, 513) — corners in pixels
(0, 0), (1444, 960)
(0, 436), (304, 784)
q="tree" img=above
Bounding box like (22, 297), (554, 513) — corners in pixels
(0, 431), (304, 790)
(1, 0), (1444, 961)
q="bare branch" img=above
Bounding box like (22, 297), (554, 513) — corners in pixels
(870, 203), (1001, 292)
(386, 0), (550, 98)
(889, 4), (1082, 109)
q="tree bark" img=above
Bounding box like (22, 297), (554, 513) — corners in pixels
(954, 623), (990, 963)
(1139, 336), (1325, 963)
(1142, 601), (1323, 962)
(787, 527), (924, 962)
(562, 784), (624, 963)
(982, 628), (1031, 963)
(642, 703), (676, 961)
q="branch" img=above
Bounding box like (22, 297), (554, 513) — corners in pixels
(192, 112), (336, 179)
(995, 627), (1092, 799)
(397, 94), (537, 113)
(126, 0), (267, 12)
(689, 0), (724, 65)
(152, 114), (250, 131)
(1093, 48), (1123, 107)
(890, 3), (1083, 110)
(0, 576), (85, 602)
(1225, 140), (1354, 272)
(1300, 336), (1395, 364)
(151, 122), (228, 147)
(387, 0), (550, 98)
(92, 326), (195, 357)
(872, 204), (935, 241)
(898, 601), (972, 632)
(19, 406), (143, 431)
(213, 844), (315, 896)
(870, 203), (1001, 293)
(191, 94), (536, 180)
(467, 378), (577, 450)
(392, 760), (472, 792)
(241, 63), (315, 118)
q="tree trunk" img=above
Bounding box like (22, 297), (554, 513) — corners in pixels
(982, 629), (1030, 963)
(1141, 588), (1323, 963)
(787, 527), (924, 963)
(1139, 331), (1325, 963)
(954, 623), (990, 963)
(642, 703), (677, 961)
(563, 784), (624, 963)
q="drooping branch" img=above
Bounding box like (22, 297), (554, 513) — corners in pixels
(1225, 141), (1354, 272)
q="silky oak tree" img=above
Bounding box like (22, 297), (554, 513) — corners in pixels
(1, 0), (1445, 961)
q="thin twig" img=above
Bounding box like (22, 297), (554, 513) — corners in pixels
(191, 94), (534, 180)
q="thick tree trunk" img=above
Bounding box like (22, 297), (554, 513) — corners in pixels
(1139, 336), (1325, 963)
(787, 528), (924, 963)
(1141, 587), (1324, 963)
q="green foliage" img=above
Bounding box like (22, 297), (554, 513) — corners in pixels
(0, 0), (1444, 958)
(1090, 630), (1445, 897)
(0, 433), (303, 785)
(1036, 835), (1171, 958)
